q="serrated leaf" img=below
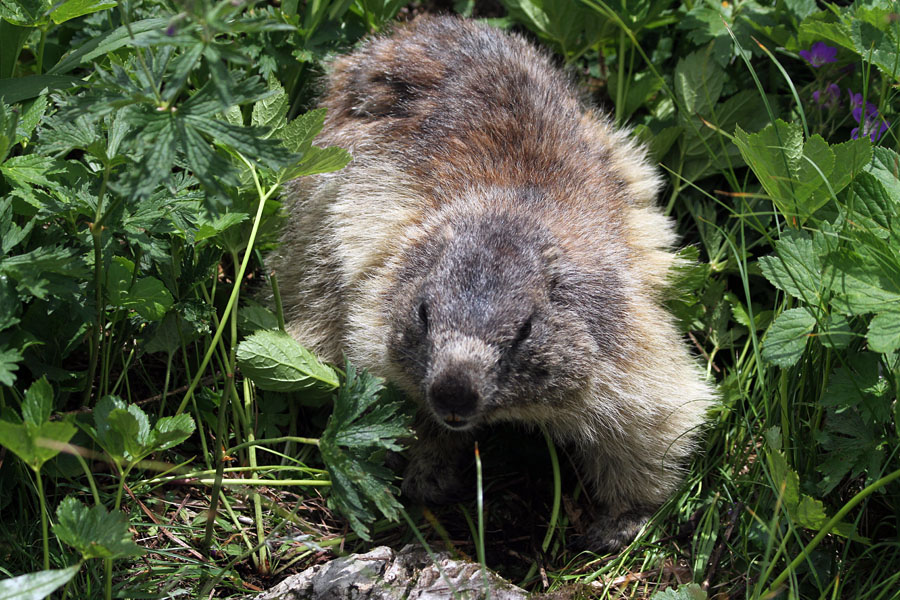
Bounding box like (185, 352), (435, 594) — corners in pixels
(734, 121), (870, 221)
(285, 145), (352, 179)
(0, 565), (81, 600)
(319, 362), (412, 540)
(0, 346), (22, 386)
(761, 308), (816, 367)
(53, 497), (144, 560)
(280, 108), (326, 154)
(50, 17), (169, 75)
(867, 310), (900, 353)
(22, 377), (52, 425)
(830, 249), (900, 315)
(236, 330), (339, 392)
(107, 404), (151, 461)
(152, 413), (195, 451)
(194, 212), (249, 243)
(675, 48), (724, 116)
(251, 84), (289, 137)
(758, 230), (828, 305)
(819, 313), (853, 349)
(0, 154), (64, 189)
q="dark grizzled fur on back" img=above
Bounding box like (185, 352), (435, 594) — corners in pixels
(270, 15), (716, 551)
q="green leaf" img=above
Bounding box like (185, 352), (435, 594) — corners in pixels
(49, 17), (169, 75)
(818, 313), (853, 350)
(194, 212), (249, 243)
(251, 83), (289, 138)
(734, 121), (871, 221)
(0, 155), (64, 189)
(0, 75), (82, 105)
(49, 0), (115, 23)
(761, 308), (816, 367)
(0, 565), (81, 600)
(105, 257), (174, 321)
(280, 108), (326, 155)
(675, 48), (725, 116)
(53, 497), (144, 560)
(22, 376), (52, 425)
(319, 363), (411, 540)
(0, 346), (23, 386)
(830, 248), (900, 315)
(758, 230), (829, 305)
(649, 582), (707, 600)
(867, 310), (900, 353)
(285, 145), (352, 179)
(236, 330), (339, 392)
(0, 419), (77, 472)
(151, 413), (195, 452)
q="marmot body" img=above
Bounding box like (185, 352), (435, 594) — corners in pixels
(272, 16), (715, 551)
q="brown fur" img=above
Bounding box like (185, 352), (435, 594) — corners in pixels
(270, 15), (716, 552)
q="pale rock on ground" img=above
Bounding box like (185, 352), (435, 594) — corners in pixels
(253, 544), (530, 599)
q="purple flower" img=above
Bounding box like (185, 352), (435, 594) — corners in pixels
(799, 42), (838, 67)
(851, 113), (890, 142)
(847, 91), (890, 142)
(812, 83), (840, 108)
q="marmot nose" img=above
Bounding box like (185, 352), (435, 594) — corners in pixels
(428, 371), (480, 428)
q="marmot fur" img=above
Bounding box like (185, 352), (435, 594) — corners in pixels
(270, 15), (716, 551)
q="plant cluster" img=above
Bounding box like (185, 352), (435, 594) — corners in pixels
(0, 0), (897, 598)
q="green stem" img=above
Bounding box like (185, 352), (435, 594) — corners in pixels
(175, 163), (278, 416)
(34, 470), (49, 570)
(84, 163), (112, 405)
(615, 29), (627, 126)
(764, 467), (900, 596)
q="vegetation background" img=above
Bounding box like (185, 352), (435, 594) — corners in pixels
(0, 0), (898, 598)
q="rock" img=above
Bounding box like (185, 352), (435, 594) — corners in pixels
(254, 544), (530, 599)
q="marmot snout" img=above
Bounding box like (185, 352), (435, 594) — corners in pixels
(271, 15), (716, 552)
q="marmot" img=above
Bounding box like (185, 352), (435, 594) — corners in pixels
(270, 15), (716, 551)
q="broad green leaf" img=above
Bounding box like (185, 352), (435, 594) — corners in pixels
(106, 404), (151, 461)
(119, 277), (174, 321)
(761, 308), (816, 367)
(830, 249), (900, 315)
(0, 75), (82, 105)
(49, 0), (115, 23)
(22, 377), (52, 425)
(0, 565), (81, 600)
(0, 419), (76, 472)
(734, 120), (870, 221)
(53, 497), (144, 560)
(0, 155), (64, 189)
(765, 427), (861, 538)
(152, 413), (196, 452)
(285, 145), (352, 179)
(865, 147), (900, 202)
(0, 20), (31, 80)
(237, 330), (339, 392)
(649, 582), (707, 600)
(194, 212), (249, 243)
(758, 230), (829, 305)
(675, 48), (725, 116)
(280, 107), (327, 155)
(818, 313), (853, 350)
(867, 310), (900, 353)
(252, 84), (289, 138)
(850, 9), (900, 81)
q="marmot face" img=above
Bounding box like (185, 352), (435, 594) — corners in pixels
(387, 208), (599, 431)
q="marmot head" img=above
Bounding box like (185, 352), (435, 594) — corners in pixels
(386, 201), (628, 431)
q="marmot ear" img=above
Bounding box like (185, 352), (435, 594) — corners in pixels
(330, 23), (446, 119)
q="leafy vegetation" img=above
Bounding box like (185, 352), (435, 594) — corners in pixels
(0, 0), (898, 598)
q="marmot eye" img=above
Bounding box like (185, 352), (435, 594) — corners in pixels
(514, 317), (532, 345)
(417, 301), (429, 329)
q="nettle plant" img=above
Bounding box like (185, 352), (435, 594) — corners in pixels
(0, 0), (414, 597)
